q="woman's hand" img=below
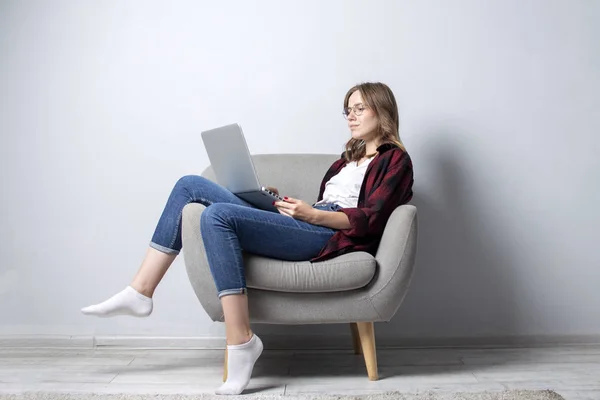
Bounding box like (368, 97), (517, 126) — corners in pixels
(274, 197), (316, 223)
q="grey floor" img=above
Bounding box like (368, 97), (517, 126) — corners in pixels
(0, 345), (599, 399)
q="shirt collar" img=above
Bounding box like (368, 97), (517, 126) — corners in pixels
(376, 142), (399, 153)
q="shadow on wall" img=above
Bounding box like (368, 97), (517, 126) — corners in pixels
(380, 132), (520, 343)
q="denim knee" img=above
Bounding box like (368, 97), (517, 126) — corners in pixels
(200, 203), (230, 230)
(174, 175), (207, 192)
(200, 204), (214, 230)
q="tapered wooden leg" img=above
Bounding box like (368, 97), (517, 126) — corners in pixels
(350, 323), (363, 355)
(356, 322), (378, 381)
(223, 347), (228, 382)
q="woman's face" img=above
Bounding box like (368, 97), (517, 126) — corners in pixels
(346, 90), (379, 142)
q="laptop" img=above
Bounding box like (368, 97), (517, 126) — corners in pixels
(201, 123), (284, 212)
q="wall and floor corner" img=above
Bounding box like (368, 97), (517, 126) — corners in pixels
(1, 0), (599, 349)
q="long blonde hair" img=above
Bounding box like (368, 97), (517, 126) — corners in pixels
(343, 82), (406, 162)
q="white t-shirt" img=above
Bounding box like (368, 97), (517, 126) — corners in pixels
(316, 156), (376, 208)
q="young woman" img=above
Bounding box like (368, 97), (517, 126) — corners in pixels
(82, 82), (414, 395)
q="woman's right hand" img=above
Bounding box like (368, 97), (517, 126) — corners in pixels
(266, 186), (279, 196)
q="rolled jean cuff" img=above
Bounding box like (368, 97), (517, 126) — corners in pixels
(149, 241), (180, 255)
(218, 287), (248, 298)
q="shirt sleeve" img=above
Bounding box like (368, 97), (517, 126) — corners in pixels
(338, 151), (413, 238)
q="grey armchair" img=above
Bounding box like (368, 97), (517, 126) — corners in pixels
(181, 154), (418, 381)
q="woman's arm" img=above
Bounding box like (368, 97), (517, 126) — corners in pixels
(338, 151), (413, 238)
(309, 209), (352, 230)
(274, 198), (351, 229)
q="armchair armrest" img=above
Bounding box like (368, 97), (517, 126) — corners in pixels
(181, 203), (223, 321)
(368, 204), (418, 321)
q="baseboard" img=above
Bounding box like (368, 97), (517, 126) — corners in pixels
(0, 335), (94, 348)
(94, 335), (226, 349)
(261, 334), (600, 350)
(1, 333), (599, 350)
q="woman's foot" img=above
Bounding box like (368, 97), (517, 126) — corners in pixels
(216, 334), (264, 395)
(81, 286), (153, 317)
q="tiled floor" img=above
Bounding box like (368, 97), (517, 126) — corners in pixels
(0, 345), (599, 399)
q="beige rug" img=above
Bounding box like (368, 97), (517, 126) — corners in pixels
(0, 390), (565, 400)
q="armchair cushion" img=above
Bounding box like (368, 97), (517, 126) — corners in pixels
(245, 251), (376, 293)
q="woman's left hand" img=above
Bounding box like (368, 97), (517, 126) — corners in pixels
(274, 197), (316, 223)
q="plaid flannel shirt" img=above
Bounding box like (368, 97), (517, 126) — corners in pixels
(311, 143), (414, 263)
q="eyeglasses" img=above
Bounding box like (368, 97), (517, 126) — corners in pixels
(343, 103), (368, 119)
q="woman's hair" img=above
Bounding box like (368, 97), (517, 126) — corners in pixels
(343, 82), (406, 162)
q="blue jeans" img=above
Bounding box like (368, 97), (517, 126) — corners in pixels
(150, 175), (339, 298)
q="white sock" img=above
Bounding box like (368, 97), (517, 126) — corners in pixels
(81, 286), (153, 317)
(216, 334), (264, 395)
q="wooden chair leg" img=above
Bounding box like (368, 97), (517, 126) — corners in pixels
(349, 323), (363, 355)
(223, 347), (228, 382)
(356, 322), (379, 381)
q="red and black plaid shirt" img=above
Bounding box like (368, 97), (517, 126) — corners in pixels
(311, 143), (414, 263)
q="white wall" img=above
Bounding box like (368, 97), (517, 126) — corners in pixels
(1, 0), (599, 343)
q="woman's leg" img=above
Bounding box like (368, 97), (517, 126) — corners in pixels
(81, 175), (255, 317)
(201, 203), (336, 299)
(218, 294), (263, 396)
(200, 203), (335, 395)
